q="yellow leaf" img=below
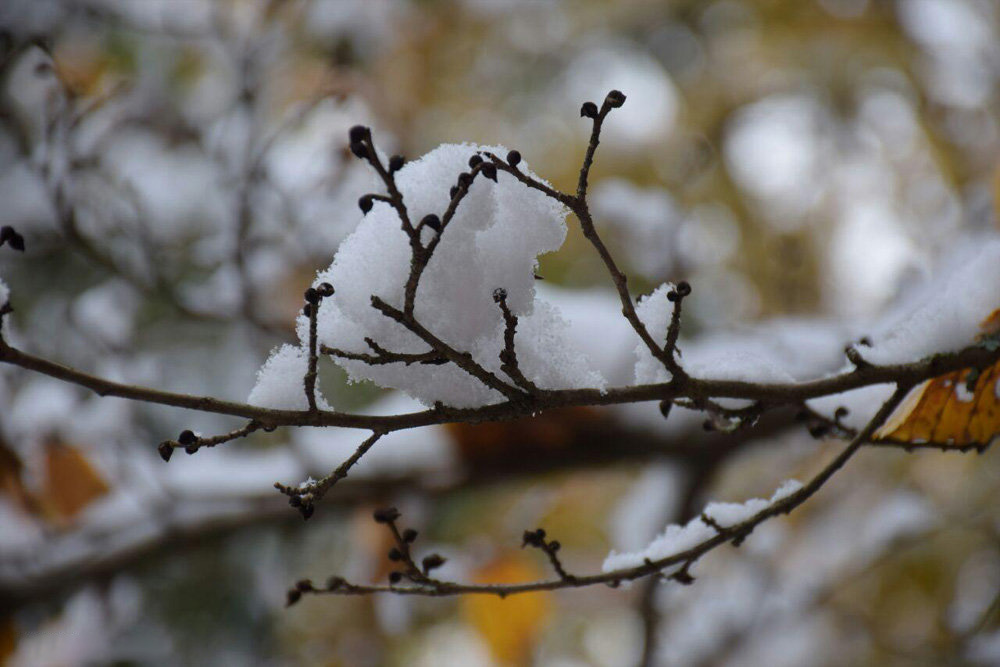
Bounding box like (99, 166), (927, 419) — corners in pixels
(876, 310), (1000, 448)
(461, 555), (551, 665)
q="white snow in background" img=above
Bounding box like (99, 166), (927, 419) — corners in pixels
(724, 94), (826, 225)
(307, 143), (604, 407)
(70, 280), (139, 348)
(603, 479), (802, 572)
(807, 383), (896, 431)
(591, 179), (681, 278)
(0, 276), (9, 305)
(609, 464), (684, 553)
(164, 448), (304, 497)
(295, 392), (457, 478)
(859, 236), (1000, 366)
(247, 344), (331, 411)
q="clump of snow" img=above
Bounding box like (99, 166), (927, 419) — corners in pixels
(703, 479), (803, 528)
(0, 276), (9, 306)
(247, 344), (330, 410)
(602, 479), (802, 572)
(635, 283), (853, 385)
(861, 236), (1000, 366)
(305, 143), (604, 407)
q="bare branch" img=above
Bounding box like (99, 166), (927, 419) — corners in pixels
(294, 383), (914, 599)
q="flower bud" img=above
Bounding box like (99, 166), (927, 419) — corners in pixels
(374, 506), (401, 523)
(580, 101), (598, 118)
(358, 195), (374, 214)
(349, 141), (367, 159)
(507, 150), (521, 167)
(492, 287), (507, 303)
(304, 287), (320, 304)
(157, 441), (174, 462)
(388, 154), (405, 173)
(178, 429), (197, 445)
(318, 282), (335, 297)
(348, 125), (368, 143)
(468, 155), (483, 169)
(481, 163), (497, 182)
(605, 90), (626, 108)
(420, 214), (441, 231)
(421, 554), (446, 574)
(402, 528), (418, 543)
(388, 571), (403, 584)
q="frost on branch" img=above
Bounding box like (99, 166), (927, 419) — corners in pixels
(295, 143), (604, 408)
(602, 479), (803, 572)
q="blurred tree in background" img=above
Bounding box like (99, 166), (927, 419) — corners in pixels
(0, 1), (998, 665)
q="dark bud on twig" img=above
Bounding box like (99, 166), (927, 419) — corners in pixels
(676, 281), (691, 297)
(420, 214), (441, 232)
(580, 101), (598, 118)
(449, 186), (458, 199)
(373, 506), (401, 524)
(402, 528), (418, 543)
(421, 554), (446, 575)
(288, 495), (302, 508)
(388, 571), (403, 584)
(388, 547), (403, 562)
(178, 430), (197, 445)
(302, 303), (312, 317)
(286, 589), (302, 606)
(702, 419), (714, 432)
(492, 287), (507, 303)
(658, 400), (672, 420)
(667, 290), (679, 303)
(349, 125), (368, 143)
(296, 579), (314, 592)
(834, 406), (849, 421)
(304, 287), (320, 304)
(300, 504), (315, 520)
(185, 443), (198, 455)
(388, 155), (405, 173)
(506, 150), (521, 167)
(522, 528), (546, 548)
(605, 90), (626, 108)
(157, 441), (174, 462)
(808, 423), (829, 439)
(548, 540), (560, 552)
(457, 172), (473, 188)
(326, 576), (345, 590)
(317, 282), (335, 297)
(468, 155), (483, 169)
(480, 163), (497, 182)
(0, 226), (25, 252)
(358, 195), (374, 214)
(349, 142), (367, 159)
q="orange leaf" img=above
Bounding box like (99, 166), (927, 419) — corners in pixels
(461, 555), (551, 665)
(875, 310), (1000, 448)
(42, 439), (110, 522)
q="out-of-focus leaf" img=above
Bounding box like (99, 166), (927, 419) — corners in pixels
(461, 555), (551, 665)
(0, 615), (15, 663)
(42, 440), (110, 522)
(876, 311), (1000, 447)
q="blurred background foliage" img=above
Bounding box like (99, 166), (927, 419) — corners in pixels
(0, 0), (998, 665)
